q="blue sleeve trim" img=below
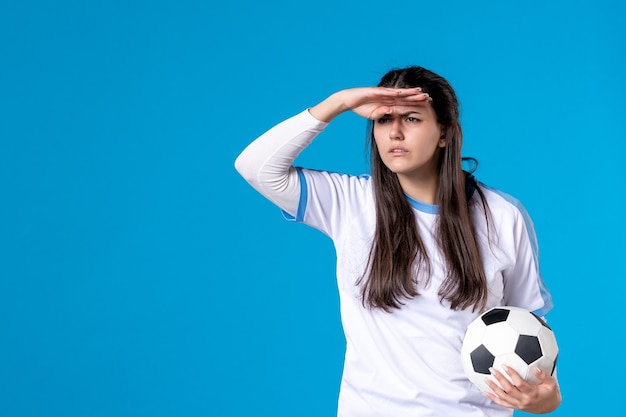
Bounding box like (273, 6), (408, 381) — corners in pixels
(281, 167), (308, 222)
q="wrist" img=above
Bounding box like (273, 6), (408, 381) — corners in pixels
(309, 92), (347, 122)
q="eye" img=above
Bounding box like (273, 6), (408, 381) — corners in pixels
(406, 116), (422, 123)
(377, 116), (391, 124)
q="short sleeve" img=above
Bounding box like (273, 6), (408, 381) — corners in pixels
(501, 200), (553, 317)
(283, 168), (372, 240)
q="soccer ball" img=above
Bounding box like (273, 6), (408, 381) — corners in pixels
(461, 306), (558, 393)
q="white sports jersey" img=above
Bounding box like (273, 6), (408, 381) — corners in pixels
(236, 110), (553, 417)
(285, 168), (551, 417)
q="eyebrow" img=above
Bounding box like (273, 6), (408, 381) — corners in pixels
(398, 110), (423, 116)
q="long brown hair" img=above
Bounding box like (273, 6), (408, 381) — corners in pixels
(360, 66), (490, 312)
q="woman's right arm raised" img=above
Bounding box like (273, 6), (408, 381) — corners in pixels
(234, 88), (429, 215)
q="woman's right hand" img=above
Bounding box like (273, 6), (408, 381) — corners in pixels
(309, 87), (431, 123)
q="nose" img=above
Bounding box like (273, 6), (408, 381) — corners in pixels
(389, 118), (403, 140)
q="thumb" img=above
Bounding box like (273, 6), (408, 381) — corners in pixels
(369, 106), (392, 120)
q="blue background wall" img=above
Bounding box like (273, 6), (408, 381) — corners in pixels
(1, 0), (624, 416)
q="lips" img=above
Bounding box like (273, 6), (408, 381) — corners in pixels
(389, 148), (408, 154)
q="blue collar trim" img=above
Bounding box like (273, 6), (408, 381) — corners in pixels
(405, 194), (439, 214)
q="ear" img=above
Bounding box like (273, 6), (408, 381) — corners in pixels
(438, 126), (447, 148)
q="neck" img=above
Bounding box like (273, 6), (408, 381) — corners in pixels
(397, 172), (439, 205)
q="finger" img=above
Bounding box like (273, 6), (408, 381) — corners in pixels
(376, 88), (428, 102)
(486, 372), (510, 397)
(503, 365), (526, 387)
(484, 390), (515, 409)
(486, 378), (506, 397)
(501, 365), (536, 395)
(485, 378), (519, 409)
(368, 106), (393, 120)
(489, 367), (519, 396)
(395, 93), (432, 103)
(533, 367), (548, 382)
(380, 87), (422, 95)
(353, 90), (431, 118)
(366, 95), (431, 111)
(384, 94), (432, 108)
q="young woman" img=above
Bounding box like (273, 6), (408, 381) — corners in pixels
(234, 66), (561, 416)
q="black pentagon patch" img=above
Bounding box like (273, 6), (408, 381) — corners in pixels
(515, 335), (542, 364)
(529, 311), (552, 330)
(470, 344), (495, 374)
(481, 308), (510, 325)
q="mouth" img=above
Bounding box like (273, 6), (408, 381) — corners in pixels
(389, 148), (408, 154)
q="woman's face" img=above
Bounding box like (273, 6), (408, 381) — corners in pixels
(373, 102), (445, 184)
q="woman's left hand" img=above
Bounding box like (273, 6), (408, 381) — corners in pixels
(485, 366), (562, 414)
